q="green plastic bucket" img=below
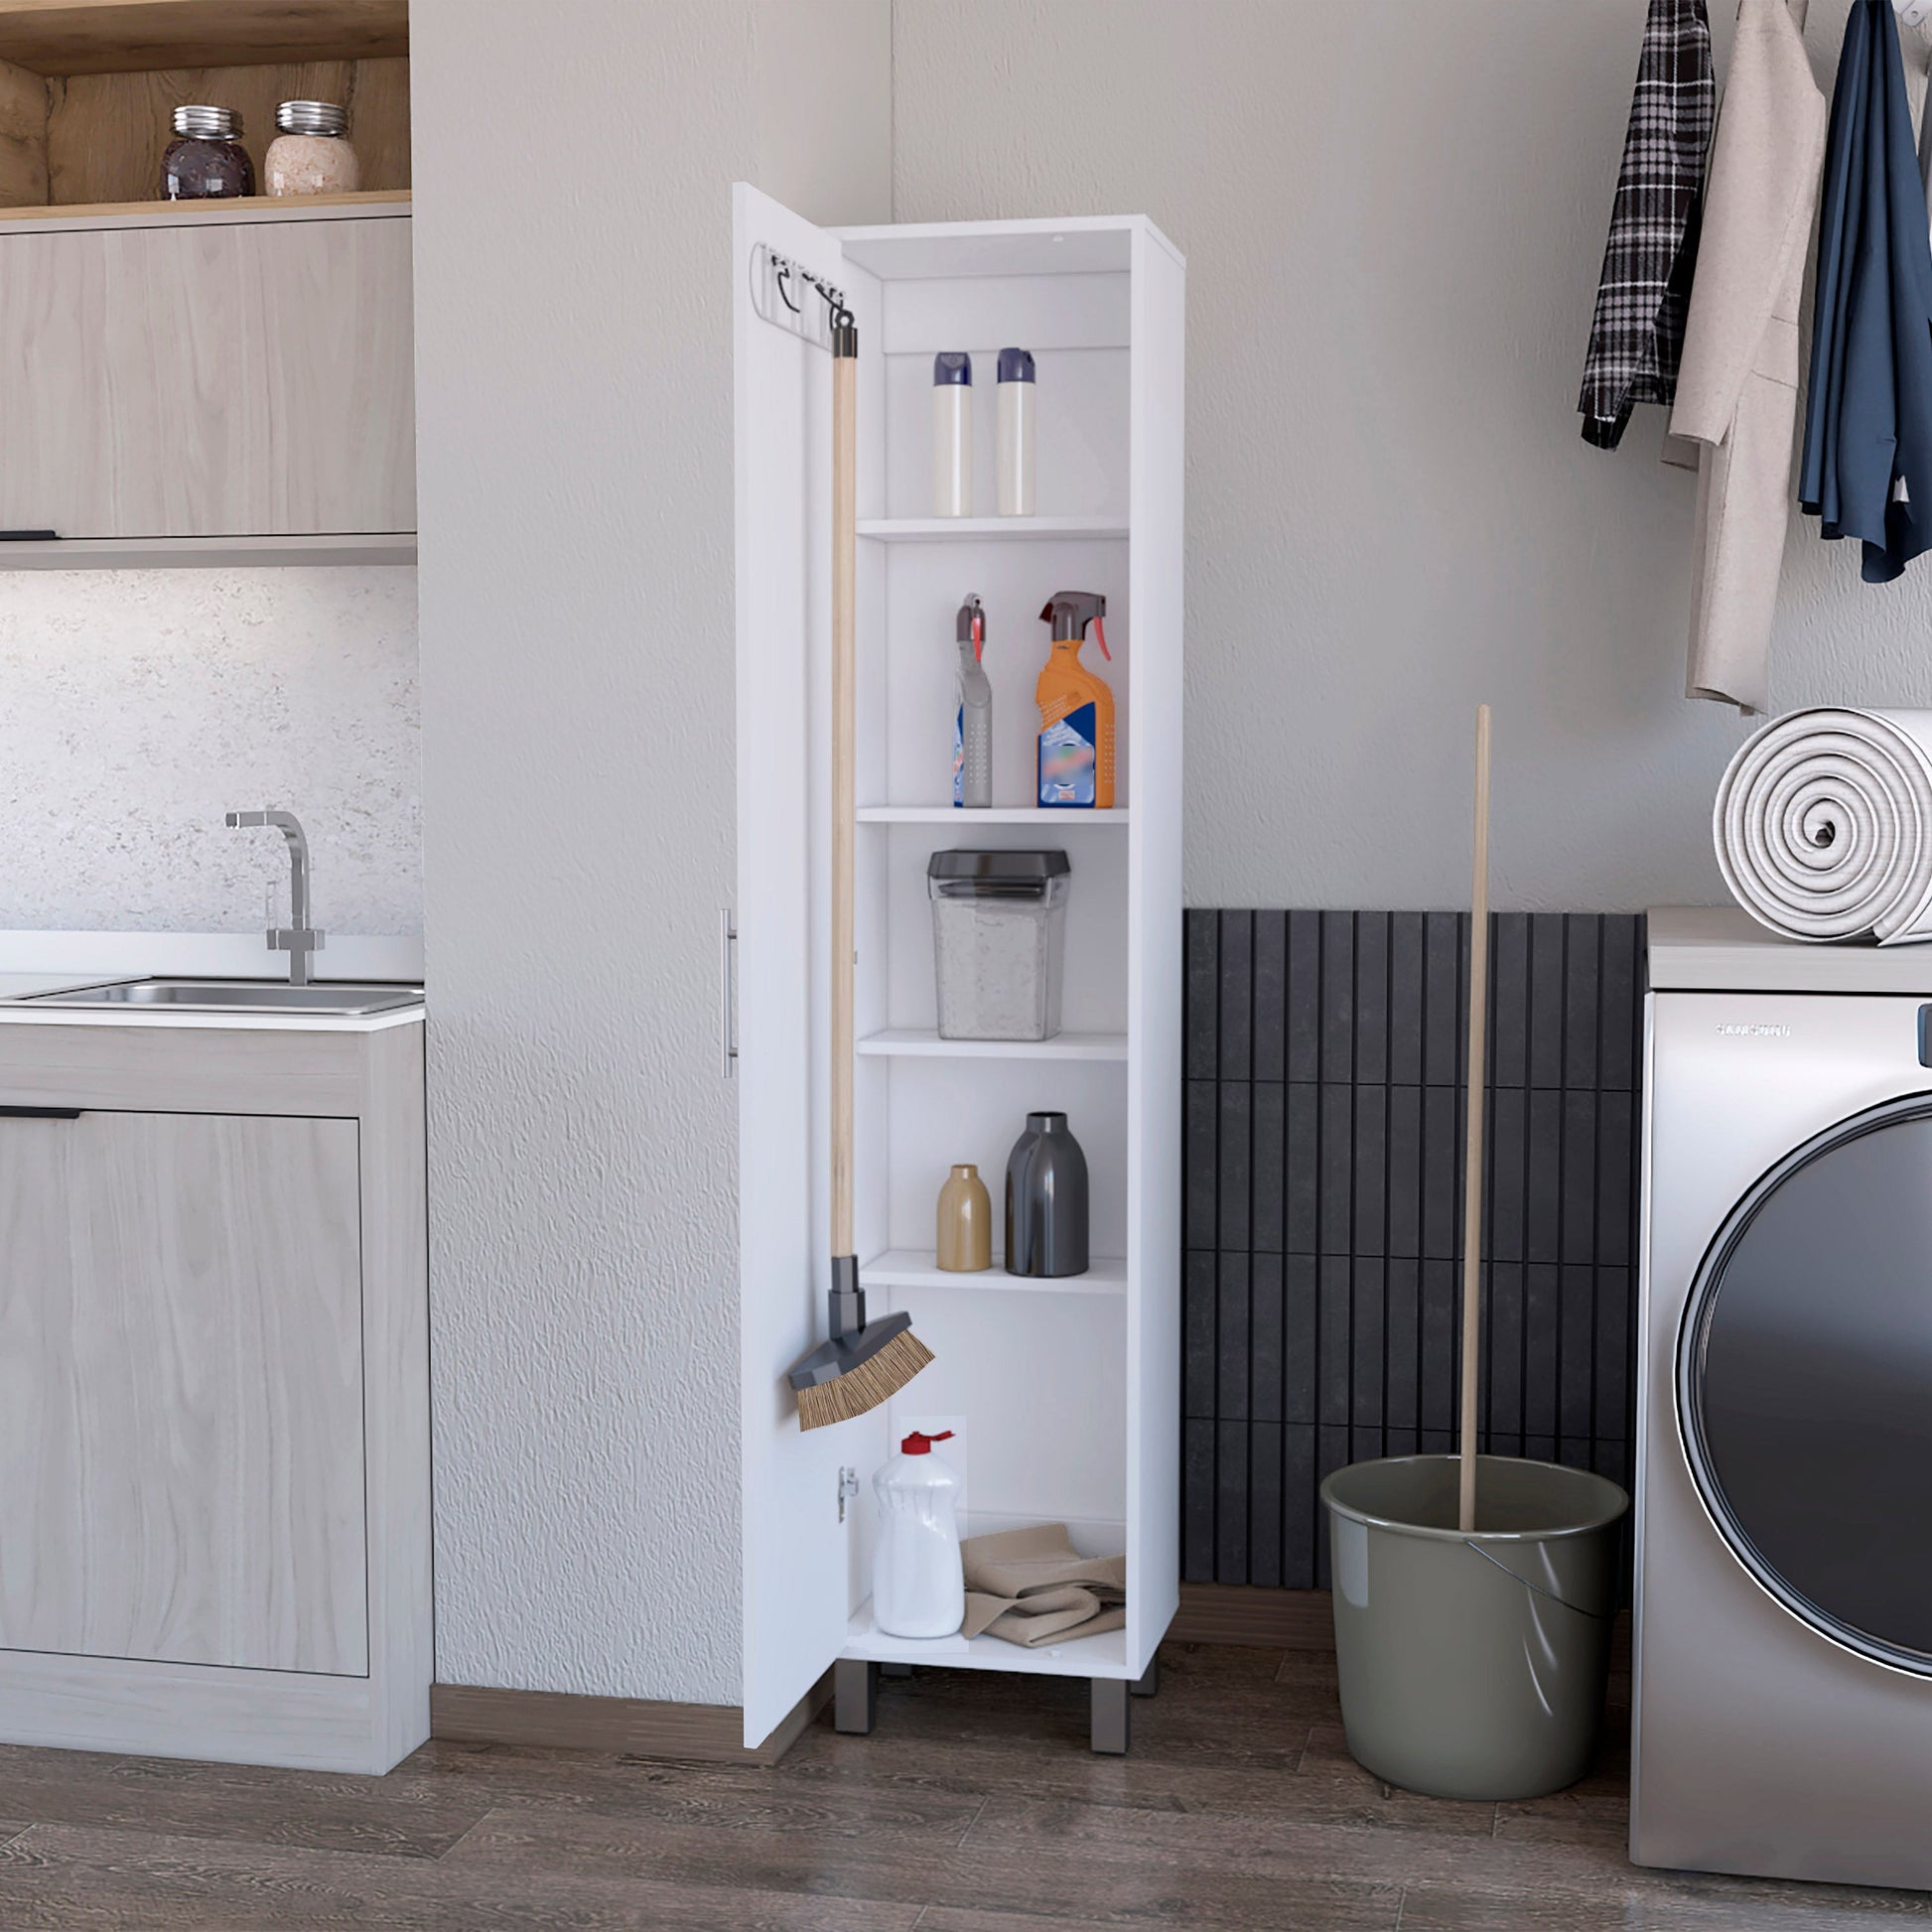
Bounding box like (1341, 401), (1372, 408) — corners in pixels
(1320, 1453), (1629, 1801)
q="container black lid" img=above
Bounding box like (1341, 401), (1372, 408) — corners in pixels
(927, 849), (1070, 881)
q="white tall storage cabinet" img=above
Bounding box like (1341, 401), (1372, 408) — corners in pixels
(734, 184), (1183, 1753)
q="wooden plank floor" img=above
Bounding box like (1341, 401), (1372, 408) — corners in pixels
(0, 1642), (1926, 1927)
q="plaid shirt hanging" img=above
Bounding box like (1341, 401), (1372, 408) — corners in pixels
(1578, 0), (1716, 450)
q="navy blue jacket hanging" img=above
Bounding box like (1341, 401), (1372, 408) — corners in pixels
(1799, 0), (1932, 583)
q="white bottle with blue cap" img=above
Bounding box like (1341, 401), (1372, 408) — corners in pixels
(932, 351), (972, 516)
(997, 346), (1035, 516)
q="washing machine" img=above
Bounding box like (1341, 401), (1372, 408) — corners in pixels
(1636, 907), (1932, 1889)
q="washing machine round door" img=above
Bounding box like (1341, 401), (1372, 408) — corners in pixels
(1679, 1095), (1932, 1672)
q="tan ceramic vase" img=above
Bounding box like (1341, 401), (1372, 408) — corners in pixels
(936, 1164), (992, 1271)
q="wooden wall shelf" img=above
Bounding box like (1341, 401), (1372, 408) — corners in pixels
(0, 1), (408, 75)
(0, 2), (410, 215)
(0, 184), (406, 222)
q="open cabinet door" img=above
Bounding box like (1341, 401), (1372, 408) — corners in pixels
(734, 182), (861, 1749)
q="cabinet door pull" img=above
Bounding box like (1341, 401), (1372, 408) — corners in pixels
(720, 907), (739, 1078)
(0, 1105), (81, 1118)
(0, 530), (58, 541)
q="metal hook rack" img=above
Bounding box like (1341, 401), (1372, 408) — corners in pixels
(751, 242), (849, 352)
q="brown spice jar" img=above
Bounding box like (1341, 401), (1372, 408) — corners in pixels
(162, 106), (254, 200)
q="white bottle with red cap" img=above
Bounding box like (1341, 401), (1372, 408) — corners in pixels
(871, 1429), (965, 1638)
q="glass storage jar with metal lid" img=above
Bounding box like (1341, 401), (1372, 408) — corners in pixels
(162, 105), (255, 200)
(265, 100), (360, 197)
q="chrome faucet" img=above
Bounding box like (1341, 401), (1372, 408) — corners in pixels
(225, 809), (325, 987)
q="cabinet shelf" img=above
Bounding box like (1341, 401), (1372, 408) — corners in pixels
(864, 1249), (1127, 1296)
(857, 805), (1130, 825)
(0, 191), (410, 229)
(844, 1602), (1134, 1678)
(856, 1029), (1129, 1061)
(0, 1), (409, 74)
(857, 516), (1127, 543)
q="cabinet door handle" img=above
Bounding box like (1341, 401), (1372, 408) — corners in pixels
(720, 907), (739, 1079)
(0, 1105), (81, 1118)
(0, 530), (58, 541)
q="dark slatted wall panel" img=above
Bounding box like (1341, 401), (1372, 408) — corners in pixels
(1181, 910), (1644, 1588)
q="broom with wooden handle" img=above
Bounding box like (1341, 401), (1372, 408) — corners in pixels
(1458, 705), (1492, 1532)
(787, 302), (934, 1431)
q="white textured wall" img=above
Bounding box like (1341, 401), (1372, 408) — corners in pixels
(0, 569), (419, 934)
(893, 0), (1932, 913)
(411, 0), (889, 1706)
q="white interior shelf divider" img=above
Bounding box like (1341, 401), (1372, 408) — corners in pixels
(856, 1028), (1130, 1061)
(858, 515), (1129, 543)
(864, 1250), (1129, 1296)
(735, 187), (1184, 1752)
(842, 1605), (1133, 1677)
(858, 805), (1132, 825)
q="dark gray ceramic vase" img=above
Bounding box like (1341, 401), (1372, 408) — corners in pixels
(1005, 1111), (1088, 1277)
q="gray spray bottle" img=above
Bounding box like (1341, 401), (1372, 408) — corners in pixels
(953, 594), (992, 809)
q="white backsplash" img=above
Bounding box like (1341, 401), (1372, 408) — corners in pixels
(0, 568), (420, 935)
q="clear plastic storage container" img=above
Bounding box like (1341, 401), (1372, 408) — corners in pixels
(927, 850), (1070, 1041)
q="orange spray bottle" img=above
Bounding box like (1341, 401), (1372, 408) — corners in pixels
(1035, 591), (1113, 808)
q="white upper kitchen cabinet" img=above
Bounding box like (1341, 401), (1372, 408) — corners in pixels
(0, 198), (415, 564)
(734, 182), (1184, 1750)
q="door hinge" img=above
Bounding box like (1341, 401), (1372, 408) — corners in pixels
(838, 1465), (860, 1523)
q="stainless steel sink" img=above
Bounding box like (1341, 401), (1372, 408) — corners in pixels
(23, 979), (423, 1016)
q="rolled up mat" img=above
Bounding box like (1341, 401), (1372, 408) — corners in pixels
(1715, 708), (1932, 944)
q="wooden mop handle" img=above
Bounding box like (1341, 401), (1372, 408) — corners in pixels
(831, 320), (858, 1259)
(1458, 704), (1492, 1535)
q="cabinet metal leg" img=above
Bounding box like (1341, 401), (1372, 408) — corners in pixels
(880, 1661), (914, 1678)
(1091, 1676), (1131, 1754)
(835, 1658), (878, 1734)
(1129, 1655), (1159, 1699)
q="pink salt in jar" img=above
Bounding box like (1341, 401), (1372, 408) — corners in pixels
(265, 100), (360, 197)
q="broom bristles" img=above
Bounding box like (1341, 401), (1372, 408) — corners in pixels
(795, 1328), (935, 1431)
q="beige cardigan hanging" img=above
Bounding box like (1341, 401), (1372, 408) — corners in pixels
(1668, 0), (1826, 714)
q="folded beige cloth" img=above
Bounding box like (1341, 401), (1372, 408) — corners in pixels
(960, 1523), (1127, 1647)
